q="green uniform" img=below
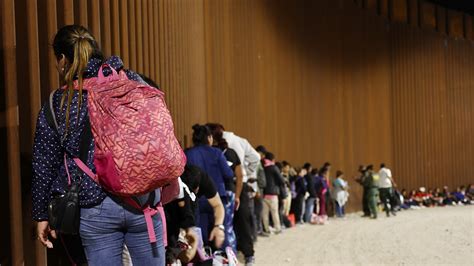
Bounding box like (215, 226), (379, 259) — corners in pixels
(363, 172), (379, 218)
(358, 172), (370, 216)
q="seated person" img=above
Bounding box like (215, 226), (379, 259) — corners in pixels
(415, 187), (432, 207)
(431, 188), (445, 206)
(441, 186), (456, 205)
(466, 184), (474, 202)
(452, 186), (469, 205)
(424, 188), (435, 207)
(409, 189), (422, 207)
(399, 189), (410, 210)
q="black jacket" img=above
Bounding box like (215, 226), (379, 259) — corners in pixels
(305, 174), (316, 198)
(263, 164), (285, 195)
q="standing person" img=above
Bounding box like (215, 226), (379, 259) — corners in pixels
(207, 123), (260, 265)
(185, 124), (235, 251)
(378, 163), (397, 217)
(332, 171), (349, 218)
(290, 167), (307, 224)
(321, 162), (334, 217)
(355, 165), (370, 217)
(275, 162), (291, 228)
(254, 145), (268, 236)
(281, 161), (293, 218)
(303, 163), (316, 223)
(262, 152), (285, 234)
(214, 138), (241, 252)
(314, 168), (329, 224)
(363, 165), (379, 219)
(32, 25), (178, 265)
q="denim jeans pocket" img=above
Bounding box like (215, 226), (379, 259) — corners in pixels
(81, 201), (103, 219)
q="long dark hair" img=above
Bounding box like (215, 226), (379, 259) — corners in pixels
(206, 123), (227, 150)
(192, 124), (212, 146)
(53, 25), (103, 130)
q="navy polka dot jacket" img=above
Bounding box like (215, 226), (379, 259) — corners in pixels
(32, 56), (144, 221)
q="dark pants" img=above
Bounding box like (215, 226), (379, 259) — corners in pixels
(326, 192), (334, 217)
(367, 188), (379, 218)
(248, 195), (257, 241)
(234, 184), (254, 257)
(379, 187), (395, 215)
(253, 195), (263, 234)
(362, 187), (370, 216)
(292, 195), (305, 223)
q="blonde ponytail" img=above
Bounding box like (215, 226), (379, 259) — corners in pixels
(60, 32), (94, 133)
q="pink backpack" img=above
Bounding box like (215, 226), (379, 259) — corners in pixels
(70, 65), (185, 242)
(75, 65), (186, 196)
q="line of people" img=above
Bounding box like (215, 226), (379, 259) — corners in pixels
(174, 138), (474, 265)
(164, 124), (355, 265)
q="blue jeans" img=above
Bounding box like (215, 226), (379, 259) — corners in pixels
(304, 197), (316, 223)
(80, 196), (165, 266)
(335, 201), (345, 217)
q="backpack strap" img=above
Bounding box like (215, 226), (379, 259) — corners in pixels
(44, 90), (59, 131)
(121, 197), (159, 244)
(46, 90), (93, 164)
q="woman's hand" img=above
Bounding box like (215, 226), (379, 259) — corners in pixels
(37, 221), (56, 248)
(234, 197), (240, 211)
(209, 226), (225, 248)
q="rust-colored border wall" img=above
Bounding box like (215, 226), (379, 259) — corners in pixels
(1, 0), (473, 264)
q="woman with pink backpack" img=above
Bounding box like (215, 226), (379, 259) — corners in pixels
(32, 25), (185, 265)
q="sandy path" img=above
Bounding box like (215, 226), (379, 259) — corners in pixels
(253, 205), (474, 265)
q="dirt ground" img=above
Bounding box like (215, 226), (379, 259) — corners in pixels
(253, 205), (474, 265)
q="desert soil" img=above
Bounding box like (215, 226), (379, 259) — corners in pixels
(254, 205), (474, 265)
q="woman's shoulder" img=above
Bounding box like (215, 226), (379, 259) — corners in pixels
(186, 145), (219, 156)
(209, 146), (224, 154)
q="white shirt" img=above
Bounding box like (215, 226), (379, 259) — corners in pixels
(378, 167), (393, 188)
(222, 131), (260, 182)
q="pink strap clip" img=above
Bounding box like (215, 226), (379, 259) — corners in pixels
(143, 207), (158, 243)
(157, 204), (168, 247)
